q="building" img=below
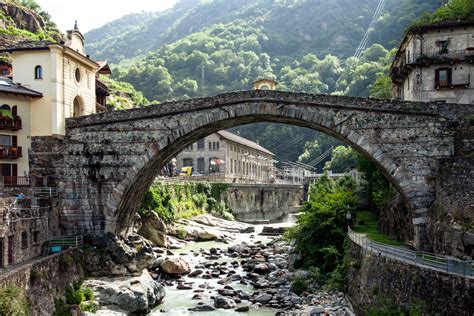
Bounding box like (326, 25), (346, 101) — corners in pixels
(175, 130), (275, 183)
(253, 79), (278, 90)
(0, 23), (106, 181)
(391, 20), (474, 104)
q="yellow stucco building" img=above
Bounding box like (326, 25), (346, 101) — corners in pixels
(0, 24), (101, 182)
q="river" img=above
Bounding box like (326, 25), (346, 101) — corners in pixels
(150, 214), (350, 316)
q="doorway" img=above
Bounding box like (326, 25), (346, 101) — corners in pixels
(0, 238), (4, 269)
(7, 236), (13, 265)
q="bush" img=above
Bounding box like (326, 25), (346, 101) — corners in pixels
(284, 174), (358, 272)
(0, 285), (29, 316)
(290, 276), (308, 295)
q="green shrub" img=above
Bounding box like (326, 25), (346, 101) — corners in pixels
(83, 287), (94, 301)
(0, 285), (29, 316)
(290, 276), (308, 295)
(79, 301), (97, 313)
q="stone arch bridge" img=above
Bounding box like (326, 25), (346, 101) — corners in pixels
(35, 90), (472, 250)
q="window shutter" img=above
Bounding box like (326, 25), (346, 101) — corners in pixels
(12, 164), (17, 177)
(447, 68), (453, 86)
(11, 135), (17, 147)
(435, 69), (440, 88)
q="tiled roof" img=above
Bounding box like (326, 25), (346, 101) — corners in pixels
(0, 40), (56, 52)
(0, 78), (42, 97)
(217, 130), (274, 156)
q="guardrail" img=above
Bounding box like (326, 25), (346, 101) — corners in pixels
(348, 227), (473, 278)
(33, 187), (57, 196)
(48, 235), (83, 247)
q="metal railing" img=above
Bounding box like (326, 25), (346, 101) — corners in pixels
(2, 176), (30, 187)
(0, 146), (22, 159)
(48, 235), (83, 247)
(407, 49), (474, 65)
(33, 187), (57, 196)
(0, 117), (22, 131)
(348, 227), (474, 278)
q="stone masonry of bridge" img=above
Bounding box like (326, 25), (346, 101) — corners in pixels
(29, 90), (473, 251)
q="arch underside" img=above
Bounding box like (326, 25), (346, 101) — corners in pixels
(109, 112), (416, 234)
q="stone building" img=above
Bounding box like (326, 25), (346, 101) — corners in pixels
(391, 20), (474, 103)
(175, 130), (275, 183)
(0, 198), (49, 269)
(0, 23), (107, 184)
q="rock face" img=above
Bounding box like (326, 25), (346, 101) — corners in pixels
(160, 257), (191, 275)
(84, 270), (165, 314)
(378, 194), (413, 243)
(138, 212), (168, 247)
(82, 233), (156, 277)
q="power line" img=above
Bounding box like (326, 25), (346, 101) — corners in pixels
(353, 0), (386, 59)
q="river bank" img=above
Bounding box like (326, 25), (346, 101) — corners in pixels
(84, 214), (352, 315)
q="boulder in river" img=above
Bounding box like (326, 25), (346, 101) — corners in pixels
(138, 212), (168, 248)
(214, 296), (237, 309)
(83, 270), (165, 314)
(160, 257), (191, 275)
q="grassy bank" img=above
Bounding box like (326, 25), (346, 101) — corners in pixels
(353, 211), (404, 246)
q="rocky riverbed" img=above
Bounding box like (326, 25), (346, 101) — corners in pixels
(84, 214), (352, 315)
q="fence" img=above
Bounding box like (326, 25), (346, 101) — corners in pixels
(348, 227), (473, 278)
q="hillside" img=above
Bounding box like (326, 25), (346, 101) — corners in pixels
(0, 0), (62, 47)
(85, 0), (442, 63)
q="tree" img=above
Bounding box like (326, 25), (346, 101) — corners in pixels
(324, 146), (358, 173)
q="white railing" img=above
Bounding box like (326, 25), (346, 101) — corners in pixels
(348, 228), (473, 278)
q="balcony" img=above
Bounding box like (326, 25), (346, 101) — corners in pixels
(0, 116), (22, 131)
(408, 49), (474, 66)
(0, 146), (22, 159)
(2, 176), (30, 187)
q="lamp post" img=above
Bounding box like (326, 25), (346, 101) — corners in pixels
(346, 210), (352, 229)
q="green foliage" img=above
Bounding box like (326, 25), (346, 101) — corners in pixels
(357, 157), (395, 212)
(284, 173), (358, 272)
(99, 75), (151, 110)
(55, 283), (96, 315)
(410, 0), (474, 28)
(354, 211), (404, 246)
(0, 285), (29, 316)
(140, 182), (233, 223)
(370, 74), (393, 99)
(366, 296), (427, 315)
(290, 275), (308, 295)
(324, 146), (359, 173)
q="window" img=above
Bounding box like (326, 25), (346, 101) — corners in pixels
(34, 66), (43, 80)
(197, 158), (205, 174)
(184, 144), (193, 151)
(21, 232), (28, 249)
(197, 139), (205, 150)
(73, 96), (83, 117)
(208, 142), (212, 150)
(438, 40), (449, 54)
(209, 158), (220, 174)
(435, 68), (452, 88)
(0, 135), (12, 146)
(182, 158), (193, 167)
(12, 105), (17, 117)
(1, 69), (8, 76)
(33, 231), (39, 244)
(75, 68), (81, 83)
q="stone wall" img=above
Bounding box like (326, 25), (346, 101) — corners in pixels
(347, 241), (474, 314)
(429, 157), (474, 258)
(0, 249), (84, 315)
(221, 183), (304, 222)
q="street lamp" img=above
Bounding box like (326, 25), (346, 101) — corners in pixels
(346, 210), (352, 229)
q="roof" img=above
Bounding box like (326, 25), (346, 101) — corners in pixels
(97, 61), (112, 75)
(0, 78), (42, 97)
(253, 78), (278, 84)
(0, 40), (55, 53)
(409, 19), (474, 33)
(217, 130), (274, 156)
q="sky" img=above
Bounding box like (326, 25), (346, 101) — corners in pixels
(36, 0), (177, 33)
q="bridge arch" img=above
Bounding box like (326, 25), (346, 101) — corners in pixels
(61, 90), (464, 248)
